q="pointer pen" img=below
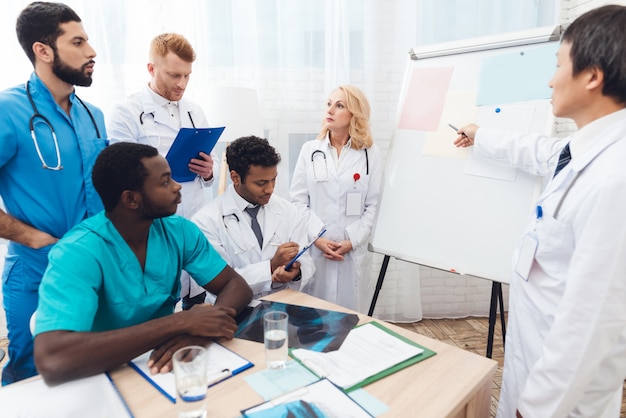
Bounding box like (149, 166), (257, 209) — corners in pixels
(448, 123), (467, 137)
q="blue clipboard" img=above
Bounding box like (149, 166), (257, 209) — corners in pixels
(128, 342), (253, 403)
(165, 126), (225, 182)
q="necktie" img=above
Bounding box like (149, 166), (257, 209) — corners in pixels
(244, 206), (263, 248)
(553, 143), (571, 178)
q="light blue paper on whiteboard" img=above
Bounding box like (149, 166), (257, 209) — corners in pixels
(477, 43), (558, 105)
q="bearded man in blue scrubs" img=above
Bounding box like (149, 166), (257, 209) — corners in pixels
(0, 2), (107, 385)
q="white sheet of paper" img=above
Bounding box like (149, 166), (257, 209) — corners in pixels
(0, 373), (131, 418)
(464, 148), (518, 181)
(463, 103), (536, 181)
(422, 90), (477, 159)
(291, 323), (423, 389)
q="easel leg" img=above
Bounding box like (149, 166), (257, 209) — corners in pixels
(499, 284), (506, 347)
(486, 281), (501, 358)
(368, 255), (391, 317)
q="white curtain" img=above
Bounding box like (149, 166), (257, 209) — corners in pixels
(0, 0), (556, 322)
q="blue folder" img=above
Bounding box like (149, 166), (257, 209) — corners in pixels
(165, 126), (225, 182)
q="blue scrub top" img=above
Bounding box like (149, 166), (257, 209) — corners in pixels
(34, 212), (228, 334)
(0, 73), (107, 283)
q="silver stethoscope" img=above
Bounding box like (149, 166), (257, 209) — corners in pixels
(311, 148), (369, 181)
(139, 109), (196, 149)
(26, 81), (101, 170)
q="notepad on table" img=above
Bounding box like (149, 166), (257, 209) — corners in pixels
(129, 341), (253, 403)
(290, 321), (436, 392)
(0, 372), (133, 417)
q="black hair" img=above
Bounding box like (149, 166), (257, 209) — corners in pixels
(92, 143), (159, 212)
(562, 5), (626, 104)
(226, 136), (281, 183)
(16, 2), (81, 65)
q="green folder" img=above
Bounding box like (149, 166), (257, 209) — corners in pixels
(290, 321), (437, 393)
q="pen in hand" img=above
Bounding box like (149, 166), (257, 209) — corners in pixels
(448, 123), (467, 137)
(449, 123), (474, 147)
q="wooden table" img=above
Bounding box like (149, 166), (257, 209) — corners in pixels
(110, 289), (497, 417)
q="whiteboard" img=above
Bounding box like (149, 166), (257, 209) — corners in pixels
(369, 32), (560, 284)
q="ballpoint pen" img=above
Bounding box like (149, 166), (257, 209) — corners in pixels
(285, 228), (327, 271)
(448, 123), (467, 137)
(207, 369), (232, 386)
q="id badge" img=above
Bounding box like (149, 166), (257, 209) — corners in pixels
(346, 192), (362, 216)
(515, 233), (538, 281)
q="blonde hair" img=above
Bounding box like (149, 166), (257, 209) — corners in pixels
(149, 33), (196, 63)
(318, 85), (373, 149)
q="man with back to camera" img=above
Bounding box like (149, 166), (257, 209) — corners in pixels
(107, 33), (217, 310)
(0, 1), (107, 385)
(454, 5), (626, 417)
(33, 142), (252, 386)
(192, 136), (314, 298)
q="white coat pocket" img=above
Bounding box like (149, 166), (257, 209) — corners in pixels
(533, 213), (575, 280)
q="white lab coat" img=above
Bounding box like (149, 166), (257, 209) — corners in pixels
(476, 111), (626, 418)
(290, 136), (383, 312)
(107, 85), (218, 299)
(192, 185), (315, 297)
(106, 84), (217, 218)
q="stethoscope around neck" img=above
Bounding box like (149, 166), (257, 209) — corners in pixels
(222, 212), (257, 254)
(311, 147), (369, 181)
(139, 109), (196, 149)
(26, 80), (101, 170)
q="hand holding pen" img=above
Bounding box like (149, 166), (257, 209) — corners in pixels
(270, 242), (300, 273)
(450, 123), (479, 148)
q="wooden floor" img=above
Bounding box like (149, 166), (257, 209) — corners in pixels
(1, 317), (624, 417)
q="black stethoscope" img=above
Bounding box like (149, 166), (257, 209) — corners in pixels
(311, 148), (369, 181)
(26, 80), (101, 170)
(139, 109), (196, 149)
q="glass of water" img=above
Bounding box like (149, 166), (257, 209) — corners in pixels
(172, 345), (208, 418)
(263, 310), (289, 369)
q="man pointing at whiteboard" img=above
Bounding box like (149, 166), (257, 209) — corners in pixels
(455, 5), (626, 418)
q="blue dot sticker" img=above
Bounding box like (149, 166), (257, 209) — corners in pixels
(495, 107), (501, 113)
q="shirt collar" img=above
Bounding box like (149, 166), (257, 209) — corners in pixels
(569, 108), (626, 158)
(322, 133), (352, 150)
(230, 185), (259, 212)
(146, 84), (178, 108)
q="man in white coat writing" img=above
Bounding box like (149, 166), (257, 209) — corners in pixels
(193, 136), (314, 298)
(454, 5), (626, 417)
(107, 33), (217, 309)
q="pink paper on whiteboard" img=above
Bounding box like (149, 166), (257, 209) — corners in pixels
(398, 67), (454, 131)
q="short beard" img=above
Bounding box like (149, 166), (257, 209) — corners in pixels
(51, 47), (93, 87)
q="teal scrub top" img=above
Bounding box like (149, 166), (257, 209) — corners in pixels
(34, 212), (227, 335)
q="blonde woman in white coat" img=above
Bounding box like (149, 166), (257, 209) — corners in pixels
(290, 85), (382, 312)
